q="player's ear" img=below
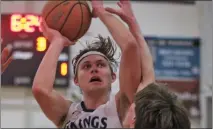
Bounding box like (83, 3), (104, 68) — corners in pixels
(130, 104), (136, 128)
(74, 76), (79, 86)
(111, 72), (116, 83)
(130, 117), (136, 128)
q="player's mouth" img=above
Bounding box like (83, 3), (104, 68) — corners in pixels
(89, 76), (102, 83)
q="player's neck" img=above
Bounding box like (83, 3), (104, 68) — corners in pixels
(83, 92), (109, 110)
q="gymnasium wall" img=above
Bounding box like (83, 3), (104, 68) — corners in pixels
(1, 1), (211, 128)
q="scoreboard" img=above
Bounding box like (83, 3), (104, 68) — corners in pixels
(1, 14), (70, 87)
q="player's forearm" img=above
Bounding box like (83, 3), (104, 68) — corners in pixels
(33, 39), (64, 91)
(97, 11), (137, 51)
(129, 18), (155, 83)
(98, 11), (141, 102)
(119, 47), (141, 103)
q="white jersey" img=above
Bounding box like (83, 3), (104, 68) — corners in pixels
(62, 96), (122, 128)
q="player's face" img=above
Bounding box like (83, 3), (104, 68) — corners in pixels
(74, 55), (116, 93)
(123, 103), (136, 128)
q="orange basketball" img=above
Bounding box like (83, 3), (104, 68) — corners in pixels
(42, 0), (92, 41)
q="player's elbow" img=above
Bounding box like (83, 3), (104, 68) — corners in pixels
(32, 84), (42, 97)
(32, 78), (51, 95)
(32, 79), (41, 92)
(122, 38), (138, 53)
(32, 83), (49, 98)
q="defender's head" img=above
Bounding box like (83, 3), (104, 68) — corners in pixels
(123, 83), (191, 129)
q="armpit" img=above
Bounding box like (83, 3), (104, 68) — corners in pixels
(116, 92), (131, 124)
(57, 100), (72, 128)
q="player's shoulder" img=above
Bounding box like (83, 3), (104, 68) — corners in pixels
(67, 100), (82, 110)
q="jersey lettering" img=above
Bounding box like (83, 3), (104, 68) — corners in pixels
(64, 116), (107, 128)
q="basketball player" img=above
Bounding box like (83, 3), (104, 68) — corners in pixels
(134, 83), (191, 128)
(1, 39), (13, 74)
(106, 0), (190, 128)
(32, 0), (141, 128)
(122, 83), (191, 128)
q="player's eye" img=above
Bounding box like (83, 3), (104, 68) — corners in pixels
(97, 63), (105, 68)
(83, 64), (91, 69)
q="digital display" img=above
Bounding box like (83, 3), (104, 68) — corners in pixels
(10, 14), (42, 33)
(1, 14), (70, 87)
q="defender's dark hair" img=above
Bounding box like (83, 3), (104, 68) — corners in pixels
(134, 83), (191, 129)
(72, 35), (118, 76)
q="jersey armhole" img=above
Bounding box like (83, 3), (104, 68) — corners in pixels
(107, 95), (121, 119)
(105, 95), (123, 128)
(60, 102), (77, 128)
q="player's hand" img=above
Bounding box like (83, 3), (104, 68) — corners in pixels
(105, 0), (135, 25)
(91, 0), (105, 18)
(1, 42), (13, 74)
(40, 19), (76, 46)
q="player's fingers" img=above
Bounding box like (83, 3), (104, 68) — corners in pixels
(92, 9), (98, 18)
(4, 56), (13, 67)
(117, 1), (122, 8)
(40, 21), (50, 39)
(40, 21), (47, 32)
(40, 22), (45, 33)
(1, 45), (12, 64)
(42, 30), (49, 40)
(41, 19), (51, 34)
(2, 55), (13, 73)
(68, 39), (77, 46)
(1, 48), (8, 64)
(120, 0), (129, 4)
(42, 19), (49, 29)
(62, 36), (75, 46)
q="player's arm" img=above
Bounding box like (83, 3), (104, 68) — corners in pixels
(91, 0), (141, 122)
(105, 0), (155, 92)
(129, 18), (155, 92)
(92, 1), (141, 103)
(1, 41), (13, 74)
(32, 21), (75, 127)
(126, 7), (155, 92)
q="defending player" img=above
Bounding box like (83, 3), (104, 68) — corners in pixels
(105, 0), (191, 128)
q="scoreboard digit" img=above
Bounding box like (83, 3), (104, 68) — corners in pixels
(1, 14), (70, 87)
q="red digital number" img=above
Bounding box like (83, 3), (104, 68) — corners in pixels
(11, 14), (22, 32)
(10, 14), (41, 33)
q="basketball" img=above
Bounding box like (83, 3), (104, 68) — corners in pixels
(42, 0), (92, 41)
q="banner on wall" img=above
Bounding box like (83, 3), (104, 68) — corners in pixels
(145, 37), (200, 118)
